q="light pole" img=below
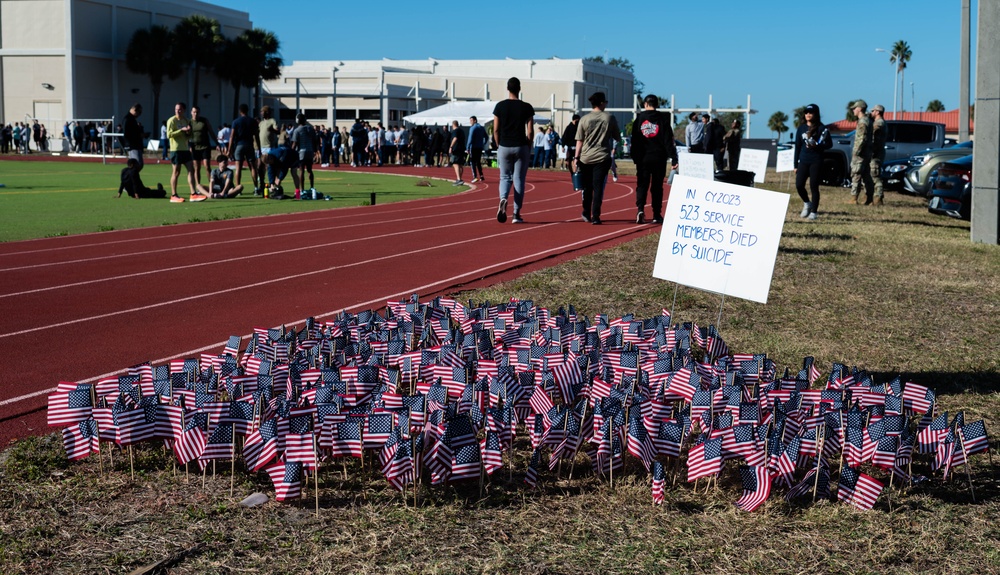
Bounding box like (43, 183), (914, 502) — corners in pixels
(910, 82), (915, 121)
(875, 48), (898, 117)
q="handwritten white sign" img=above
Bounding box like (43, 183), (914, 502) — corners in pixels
(776, 148), (795, 173)
(677, 151), (715, 182)
(654, 174), (789, 303)
(737, 148), (770, 183)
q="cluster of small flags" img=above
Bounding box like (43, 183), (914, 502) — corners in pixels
(48, 296), (989, 510)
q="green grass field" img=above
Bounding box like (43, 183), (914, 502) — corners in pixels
(0, 159), (461, 242)
(1, 167), (997, 574)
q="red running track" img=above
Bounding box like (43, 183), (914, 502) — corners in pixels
(0, 164), (664, 446)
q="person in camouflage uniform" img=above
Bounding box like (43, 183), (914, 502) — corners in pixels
(869, 104), (886, 205)
(848, 99), (874, 204)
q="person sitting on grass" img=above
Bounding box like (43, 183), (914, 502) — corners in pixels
(117, 158), (166, 199)
(209, 154), (243, 199)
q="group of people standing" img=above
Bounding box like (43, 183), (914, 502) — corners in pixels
(684, 112), (743, 172)
(792, 99), (886, 221)
(1, 121), (48, 154)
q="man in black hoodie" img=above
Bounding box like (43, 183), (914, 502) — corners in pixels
(631, 94), (678, 224)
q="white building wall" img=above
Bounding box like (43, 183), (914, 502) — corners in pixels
(267, 58), (635, 134)
(0, 0), (250, 146)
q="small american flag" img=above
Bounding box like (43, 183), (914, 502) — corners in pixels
(266, 459), (303, 501)
(62, 419), (100, 461)
(243, 418), (279, 471)
(284, 432), (318, 468)
(734, 465), (771, 512)
(838, 465), (882, 510)
(174, 422), (207, 466)
(651, 460), (666, 505)
(687, 436), (723, 482)
(902, 382), (935, 415)
(47, 388), (94, 427)
(199, 422), (235, 461)
(785, 466), (830, 501)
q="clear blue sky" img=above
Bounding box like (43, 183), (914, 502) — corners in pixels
(210, 0), (978, 138)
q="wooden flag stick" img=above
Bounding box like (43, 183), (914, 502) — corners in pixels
(230, 426), (237, 498)
(568, 400), (588, 481)
(129, 445), (135, 482)
(812, 423), (825, 502)
(313, 433), (321, 517)
(957, 432), (977, 503)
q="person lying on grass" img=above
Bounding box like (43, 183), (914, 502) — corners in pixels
(117, 158), (166, 199)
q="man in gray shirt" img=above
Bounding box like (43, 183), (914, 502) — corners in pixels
(684, 112), (705, 153)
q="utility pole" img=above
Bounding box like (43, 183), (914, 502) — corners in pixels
(960, 0), (971, 142)
(971, 0), (999, 244)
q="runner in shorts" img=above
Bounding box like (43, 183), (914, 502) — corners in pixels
(166, 102), (208, 202)
(291, 113), (316, 197)
(227, 103), (261, 195)
(189, 105), (215, 190)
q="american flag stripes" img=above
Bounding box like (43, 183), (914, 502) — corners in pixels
(62, 419), (100, 460)
(734, 465), (772, 512)
(651, 460), (666, 505)
(838, 465), (883, 510)
(687, 437), (723, 482)
(266, 460), (303, 501)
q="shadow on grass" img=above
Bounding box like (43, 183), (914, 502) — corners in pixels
(893, 218), (970, 230)
(869, 370), (1000, 397)
(779, 247), (851, 256)
(782, 232), (855, 241)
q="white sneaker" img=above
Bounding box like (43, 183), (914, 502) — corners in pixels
(471, 178), (479, 183)
(613, 175), (619, 182)
(807, 212), (817, 221)
(800, 203), (811, 218)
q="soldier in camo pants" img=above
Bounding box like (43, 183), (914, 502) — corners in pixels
(848, 99), (874, 204)
(869, 104), (886, 205)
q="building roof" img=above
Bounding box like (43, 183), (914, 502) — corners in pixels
(827, 109), (974, 134)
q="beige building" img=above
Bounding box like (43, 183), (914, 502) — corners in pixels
(0, 0), (250, 147)
(264, 58), (636, 133)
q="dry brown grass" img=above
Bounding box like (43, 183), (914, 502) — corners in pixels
(1, 174), (998, 574)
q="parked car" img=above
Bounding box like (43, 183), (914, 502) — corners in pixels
(928, 154), (972, 220)
(824, 120), (946, 185)
(902, 142), (974, 196)
(880, 157), (910, 192)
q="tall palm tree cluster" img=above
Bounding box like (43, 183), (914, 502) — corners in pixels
(125, 15), (282, 128)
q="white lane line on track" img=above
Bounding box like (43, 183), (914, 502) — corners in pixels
(0, 200), (644, 341)
(0, 222), (642, 408)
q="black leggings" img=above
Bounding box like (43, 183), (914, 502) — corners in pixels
(795, 160), (822, 210)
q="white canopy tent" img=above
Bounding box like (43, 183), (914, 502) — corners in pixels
(402, 100), (550, 127)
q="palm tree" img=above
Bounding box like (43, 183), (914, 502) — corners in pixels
(173, 15), (223, 109)
(768, 111), (789, 141)
(125, 25), (183, 130)
(926, 99), (945, 112)
(890, 40), (912, 114)
(217, 29), (283, 119)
